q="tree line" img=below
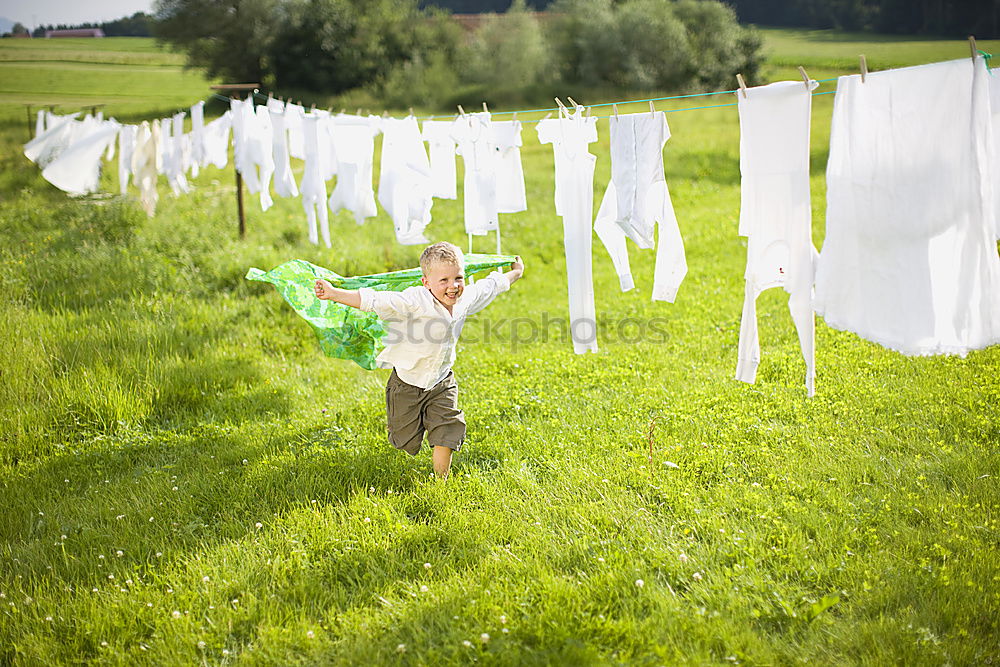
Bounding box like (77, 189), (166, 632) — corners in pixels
(153, 0), (763, 108)
(15, 12), (154, 38)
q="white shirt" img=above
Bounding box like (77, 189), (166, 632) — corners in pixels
(358, 271), (510, 389)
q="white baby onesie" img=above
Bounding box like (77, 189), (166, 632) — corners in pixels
(285, 102), (306, 160)
(190, 101), (205, 178)
(537, 106), (600, 354)
(735, 80), (819, 397)
(378, 116), (433, 245)
(421, 119), (458, 200)
(328, 114), (379, 224)
(815, 57), (1000, 357)
(451, 112), (499, 235)
(492, 120), (527, 214)
(268, 98), (299, 199)
(593, 111), (687, 301)
(300, 112), (332, 247)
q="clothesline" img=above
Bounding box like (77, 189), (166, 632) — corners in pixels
(198, 80), (841, 127)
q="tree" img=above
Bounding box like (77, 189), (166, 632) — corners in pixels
(10, 22), (29, 35)
(461, 0), (553, 96)
(153, 0), (280, 83)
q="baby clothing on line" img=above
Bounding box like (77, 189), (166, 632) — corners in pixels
(593, 111), (687, 301)
(300, 113), (332, 247)
(268, 98), (299, 199)
(735, 80), (819, 397)
(492, 120), (527, 214)
(131, 120), (161, 217)
(815, 57), (1000, 357)
(201, 112), (231, 169)
(190, 101), (205, 178)
(378, 116), (433, 245)
(285, 101), (306, 160)
(537, 105), (600, 354)
(421, 119), (458, 200)
(451, 111), (499, 236)
(41, 120), (121, 196)
(328, 114), (380, 224)
(118, 124), (138, 194)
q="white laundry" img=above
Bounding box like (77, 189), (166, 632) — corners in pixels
(230, 96), (261, 194)
(117, 124), (138, 194)
(328, 114), (379, 224)
(537, 105), (600, 354)
(190, 100), (205, 178)
(41, 120), (121, 195)
(253, 104), (275, 211)
(285, 102), (306, 160)
(104, 128), (116, 162)
(493, 120), (527, 214)
(815, 57), (1000, 357)
(157, 117), (170, 170)
(166, 112), (190, 195)
(268, 98), (299, 199)
(451, 112), (498, 235)
(35, 110), (45, 137)
(300, 113), (332, 247)
(202, 112), (231, 169)
(734, 80), (819, 396)
(24, 112), (81, 167)
(421, 119), (457, 200)
(378, 116), (433, 245)
(131, 121), (160, 217)
(593, 111), (687, 300)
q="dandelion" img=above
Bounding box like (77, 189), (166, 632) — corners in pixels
(98, 555), (105, 560)
(678, 553), (689, 563)
(423, 562), (432, 570)
(597, 557), (605, 563)
(255, 522), (262, 529)
(108, 574), (114, 580)
(396, 644), (406, 653)
(100, 641), (108, 647)
(306, 630), (315, 639)
(92, 588), (98, 593)
(197, 641), (206, 649)
(462, 640), (473, 648)
(222, 649), (230, 656)
(60, 535), (67, 540)
(231, 598), (239, 606)
(692, 572), (703, 581)
(502, 628), (509, 633)
(155, 552), (162, 558)
(146, 603), (153, 607)
(480, 633), (490, 643)
(125, 579), (133, 585)
(419, 585), (429, 593)
(148, 517), (154, 522)
(45, 616), (53, 622)
(242, 459), (248, 465)
(499, 615), (507, 624)
(171, 610), (181, 619)
(202, 576), (210, 583)
(364, 517), (371, 523)
(166, 588), (173, 593)
(172, 487), (178, 491)
(635, 579), (645, 588)
(116, 550), (123, 557)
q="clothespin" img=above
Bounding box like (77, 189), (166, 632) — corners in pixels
(613, 103), (619, 118)
(382, 110), (389, 118)
(356, 108), (362, 116)
(268, 91), (273, 100)
(736, 74), (748, 99)
(970, 35), (978, 63)
(567, 96), (579, 108)
(482, 101), (489, 113)
(310, 103), (316, 112)
(860, 54), (868, 83)
(586, 106), (592, 118)
(340, 108), (345, 114)
(648, 100), (656, 114)
(408, 107), (414, 117)
(512, 111), (518, 121)
(798, 66), (811, 89)
(554, 97), (567, 112)
(457, 104), (466, 116)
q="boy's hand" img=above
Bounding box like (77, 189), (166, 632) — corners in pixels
(314, 279), (334, 299)
(511, 256), (524, 275)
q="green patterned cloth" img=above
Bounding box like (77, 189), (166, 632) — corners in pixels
(246, 254), (516, 370)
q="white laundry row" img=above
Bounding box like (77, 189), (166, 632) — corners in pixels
(21, 56), (1000, 394)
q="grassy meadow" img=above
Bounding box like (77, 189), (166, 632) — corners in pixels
(0, 30), (999, 665)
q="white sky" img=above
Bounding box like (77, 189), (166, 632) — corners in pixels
(0, 0), (154, 27)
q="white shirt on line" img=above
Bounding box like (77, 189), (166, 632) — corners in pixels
(358, 271), (511, 389)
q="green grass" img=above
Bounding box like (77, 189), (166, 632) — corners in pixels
(1, 30), (999, 665)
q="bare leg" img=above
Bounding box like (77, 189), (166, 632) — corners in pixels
(432, 446), (453, 480)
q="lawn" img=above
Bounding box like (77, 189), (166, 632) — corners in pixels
(0, 30), (998, 665)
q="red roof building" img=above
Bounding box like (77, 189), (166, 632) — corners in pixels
(45, 28), (105, 38)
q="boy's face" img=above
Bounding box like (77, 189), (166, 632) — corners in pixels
(421, 260), (465, 309)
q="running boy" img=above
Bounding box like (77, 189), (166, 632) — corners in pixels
(314, 242), (524, 479)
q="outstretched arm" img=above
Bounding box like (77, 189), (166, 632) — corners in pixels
(315, 279), (361, 309)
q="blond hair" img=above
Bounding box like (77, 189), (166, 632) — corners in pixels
(419, 242), (464, 274)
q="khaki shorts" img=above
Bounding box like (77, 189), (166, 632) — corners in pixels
(386, 369), (466, 455)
